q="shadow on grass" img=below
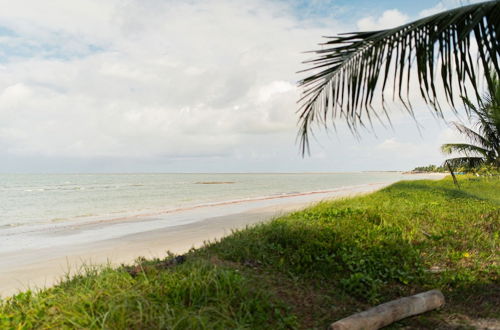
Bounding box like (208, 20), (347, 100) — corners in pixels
(202, 218), (425, 304)
(446, 281), (500, 319)
(199, 178), (499, 327)
(396, 281), (500, 329)
(388, 181), (493, 202)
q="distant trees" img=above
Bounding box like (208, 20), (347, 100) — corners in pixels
(411, 165), (446, 173)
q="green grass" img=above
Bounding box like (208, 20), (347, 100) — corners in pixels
(1, 176), (499, 329)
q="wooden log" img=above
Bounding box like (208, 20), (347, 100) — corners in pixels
(329, 290), (445, 330)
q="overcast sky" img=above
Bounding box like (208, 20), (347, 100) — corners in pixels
(0, 0), (484, 173)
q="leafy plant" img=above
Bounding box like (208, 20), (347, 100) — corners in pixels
(442, 77), (500, 170)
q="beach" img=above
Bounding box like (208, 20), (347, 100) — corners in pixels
(0, 173), (445, 297)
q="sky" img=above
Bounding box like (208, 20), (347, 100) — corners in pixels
(0, 0), (485, 173)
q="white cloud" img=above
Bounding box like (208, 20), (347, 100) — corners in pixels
(438, 126), (467, 145)
(357, 9), (409, 31)
(0, 0), (341, 161)
(376, 138), (428, 156)
(257, 81), (295, 104)
(0, 0), (479, 172)
(419, 0), (486, 18)
(419, 3), (447, 18)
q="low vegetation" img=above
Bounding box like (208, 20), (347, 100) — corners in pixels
(410, 165), (447, 173)
(1, 177), (498, 329)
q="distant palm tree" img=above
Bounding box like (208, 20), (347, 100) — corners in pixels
(298, 1), (500, 154)
(441, 78), (500, 170)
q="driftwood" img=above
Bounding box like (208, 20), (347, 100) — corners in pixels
(329, 290), (445, 330)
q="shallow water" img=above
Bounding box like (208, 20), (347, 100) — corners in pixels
(0, 172), (418, 230)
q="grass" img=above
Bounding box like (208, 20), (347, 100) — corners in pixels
(1, 176), (498, 329)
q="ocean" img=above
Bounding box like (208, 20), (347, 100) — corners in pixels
(0, 172), (417, 231)
(0, 172), (443, 254)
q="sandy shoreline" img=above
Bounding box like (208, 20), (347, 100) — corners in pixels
(0, 175), (446, 297)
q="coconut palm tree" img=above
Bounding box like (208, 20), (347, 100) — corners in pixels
(441, 78), (500, 170)
(298, 1), (500, 154)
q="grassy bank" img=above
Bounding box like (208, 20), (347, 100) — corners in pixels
(1, 177), (498, 329)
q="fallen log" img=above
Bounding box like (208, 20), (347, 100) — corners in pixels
(329, 290), (445, 330)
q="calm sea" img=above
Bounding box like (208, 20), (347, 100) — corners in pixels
(0, 172), (418, 231)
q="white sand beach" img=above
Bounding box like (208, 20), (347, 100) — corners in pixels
(0, 175), (445, 297)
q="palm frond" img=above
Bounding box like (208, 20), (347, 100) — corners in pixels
(464, 78), (500, 155)
(298, 1), (500, 154)
(443, 156), (485, 168)
(449, 121), (491, 149)
(441, 143), (489, 157)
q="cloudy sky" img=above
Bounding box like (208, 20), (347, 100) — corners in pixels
(0, 0), (483, 173)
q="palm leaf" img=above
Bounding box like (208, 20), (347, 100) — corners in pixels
(298, 1), (500, 153)
(443, 76), (500, 167)
(449, 121), (492, 149)
(464, 78), (500, 156)
(443, 156), (485, 168)
(441, 143), (490, 157)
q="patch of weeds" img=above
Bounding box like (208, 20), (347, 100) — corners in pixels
(0, 259), (296, 329)
(340, 273), (383, 303)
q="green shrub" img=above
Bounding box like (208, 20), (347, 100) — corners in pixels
(0, 260), (295, 329)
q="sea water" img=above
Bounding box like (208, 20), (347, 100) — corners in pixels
(0, 172), (421, 231)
